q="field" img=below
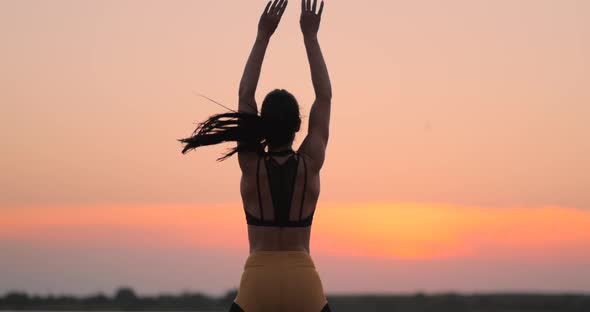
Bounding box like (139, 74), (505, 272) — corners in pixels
(2, 289), (589, 312)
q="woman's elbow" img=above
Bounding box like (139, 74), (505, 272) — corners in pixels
(316, 90), (332, 101)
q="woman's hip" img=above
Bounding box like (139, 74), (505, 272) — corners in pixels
(234, 251), (328, 311)
(239, 250), (325, 288)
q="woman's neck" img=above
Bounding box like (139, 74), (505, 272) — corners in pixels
(268, 144), (293, 153)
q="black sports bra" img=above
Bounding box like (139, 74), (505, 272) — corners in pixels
(245, 150), (315, 227)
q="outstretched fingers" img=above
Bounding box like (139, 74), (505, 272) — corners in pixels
(278, 0), (288, 17)
(268, 0), (282, 15)
(263, 1), (272, 15)
(301, 0), (324, 15)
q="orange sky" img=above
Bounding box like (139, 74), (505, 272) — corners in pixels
(2, 203), (590, 294)
(1, 0), (589, 295)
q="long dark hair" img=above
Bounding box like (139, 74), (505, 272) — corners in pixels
(178, 89), (301, 161)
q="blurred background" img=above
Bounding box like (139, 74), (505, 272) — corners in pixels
(1, 0), (589, 310)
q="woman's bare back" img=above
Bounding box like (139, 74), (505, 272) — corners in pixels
(240, 151), (321, 252)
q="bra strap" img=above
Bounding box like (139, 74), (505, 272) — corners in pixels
(298, 153), (308, 220)
(256, 155), (264, 220)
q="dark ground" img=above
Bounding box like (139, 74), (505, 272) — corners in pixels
(2, 288), (589, 312)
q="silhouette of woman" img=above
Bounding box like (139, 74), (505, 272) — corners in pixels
(179, 0), (331, 311)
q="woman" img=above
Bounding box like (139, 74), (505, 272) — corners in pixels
(179, 0), (332, 311)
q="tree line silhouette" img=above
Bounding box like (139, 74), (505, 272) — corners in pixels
(1, 287), (589, 311)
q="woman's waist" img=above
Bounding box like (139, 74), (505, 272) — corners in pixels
(244, 250), (316, 269)
(247, 226), (311, 250)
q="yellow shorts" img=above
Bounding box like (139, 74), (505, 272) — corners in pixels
(231, 251), (331, 312)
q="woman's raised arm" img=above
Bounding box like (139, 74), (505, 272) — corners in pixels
(299, 0), (332, 171)
(238, 0), (288, 114)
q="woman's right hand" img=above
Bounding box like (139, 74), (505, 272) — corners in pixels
(258, 0), (288, 41)
(300, 0), (324, 39)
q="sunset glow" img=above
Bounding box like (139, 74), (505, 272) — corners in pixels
(3, 203), (590, 260)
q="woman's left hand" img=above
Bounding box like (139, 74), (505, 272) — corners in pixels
(258, 0), (289, 40)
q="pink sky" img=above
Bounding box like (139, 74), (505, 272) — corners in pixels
(1, 0), (589, 295)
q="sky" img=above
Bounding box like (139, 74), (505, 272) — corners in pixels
(1, 0), (589, 296)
